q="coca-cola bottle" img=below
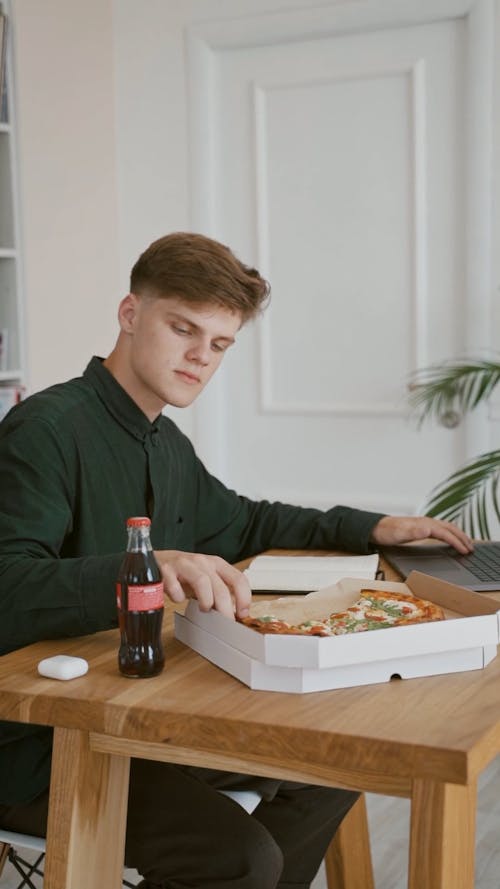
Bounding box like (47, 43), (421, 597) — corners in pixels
(116, 516), (165, 678)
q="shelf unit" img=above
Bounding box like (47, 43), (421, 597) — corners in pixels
(0, 0), (26, 418)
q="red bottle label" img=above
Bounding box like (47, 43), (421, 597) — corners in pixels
(116, 582), (164, 612)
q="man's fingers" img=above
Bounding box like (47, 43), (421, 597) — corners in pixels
(159, 562), (186, 603)
(184, 560), (251, 618)
(212, 558), (251, 617)
(154, 550), (251, 619)
(183, 571), (233, 618)
(370, 515), (474, 553)
(209, 575), (239, 619)
(428, 519), (473, 553)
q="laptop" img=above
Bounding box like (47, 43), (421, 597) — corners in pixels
(380, 540), (500, 592)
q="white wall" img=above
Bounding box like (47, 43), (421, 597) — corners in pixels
(7, 0), (500, 455)
(11, 0), (120, 393)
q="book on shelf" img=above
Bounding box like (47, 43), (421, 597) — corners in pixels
(0, 384), (23, 422)
(0, 7), (7, 124)
(0, 71), (6, 124)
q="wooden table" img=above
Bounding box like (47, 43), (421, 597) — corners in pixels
(1, 555), (500, 889)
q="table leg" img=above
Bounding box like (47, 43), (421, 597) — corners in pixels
(408, 778), (477, 889)
(44, 727), (130, 889)
(324, 794), (375, 889)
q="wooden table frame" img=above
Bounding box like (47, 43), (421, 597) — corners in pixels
(43, 728), (377, 889)
(1, 557), (500, 888)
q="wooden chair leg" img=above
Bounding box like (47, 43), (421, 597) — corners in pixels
(0, 842), (10, 877)
(324, 794), (375, 889)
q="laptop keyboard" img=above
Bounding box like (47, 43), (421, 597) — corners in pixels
(456, 543), (500, 582)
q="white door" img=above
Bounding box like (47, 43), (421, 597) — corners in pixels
(114, 0), (495, 516)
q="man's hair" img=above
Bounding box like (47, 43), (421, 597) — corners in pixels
(130, 232), (270, 322)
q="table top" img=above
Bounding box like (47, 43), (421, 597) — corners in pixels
(2, 552), (500, 793)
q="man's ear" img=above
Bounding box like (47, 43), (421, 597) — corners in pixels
(118, 293), (140, 333)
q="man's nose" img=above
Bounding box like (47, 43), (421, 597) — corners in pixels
(187, 339), (211, 365)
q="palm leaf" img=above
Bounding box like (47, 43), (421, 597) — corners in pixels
(409, 359), (500, 426)
(425, 450), (500, 538)
(410, 357), (500, 536)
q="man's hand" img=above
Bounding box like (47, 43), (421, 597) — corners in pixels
(154, 550), (251, 620)
(370, 516), (473, 554)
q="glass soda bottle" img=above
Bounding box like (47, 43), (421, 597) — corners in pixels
(116, 516), (165, 678)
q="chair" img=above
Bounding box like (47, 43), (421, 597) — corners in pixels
(0, 829), (138, 889)
(0, 831), (45, 889)
(0, 794), (374, 889)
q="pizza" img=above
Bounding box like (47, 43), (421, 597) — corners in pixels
(238, 589), (445, 637)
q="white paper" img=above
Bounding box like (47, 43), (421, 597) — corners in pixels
(243, 554), (379, 592)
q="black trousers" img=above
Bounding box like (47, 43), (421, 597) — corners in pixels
(0, 760), (359, 889)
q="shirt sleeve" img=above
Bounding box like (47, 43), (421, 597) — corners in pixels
(193, 454), (385, 563)
(0, 415), (119, 654)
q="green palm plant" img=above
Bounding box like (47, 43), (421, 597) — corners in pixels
(409, 359), (500, 538)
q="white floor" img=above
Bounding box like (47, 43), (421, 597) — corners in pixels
(2, 756), (500, 888)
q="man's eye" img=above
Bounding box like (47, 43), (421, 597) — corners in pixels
(212, 342), (226, 353)
(173, 325), (190, 335)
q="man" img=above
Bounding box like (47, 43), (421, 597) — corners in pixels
(0, 232), (472, 888)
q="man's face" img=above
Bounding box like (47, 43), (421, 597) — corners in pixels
(117, 294), (242, 418)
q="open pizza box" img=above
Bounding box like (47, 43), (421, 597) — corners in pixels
(174, 571), (500, 692)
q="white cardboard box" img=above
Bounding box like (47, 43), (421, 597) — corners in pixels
(174, 571), (500, 692)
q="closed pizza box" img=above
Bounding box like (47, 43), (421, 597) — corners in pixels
(174, 571), (500, 683)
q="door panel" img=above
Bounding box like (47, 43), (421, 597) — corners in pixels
(208, 20), (466, 510)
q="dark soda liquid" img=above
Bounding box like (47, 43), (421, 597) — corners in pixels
(117, 551), (165, 678)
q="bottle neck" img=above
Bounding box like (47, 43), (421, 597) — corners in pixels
(126, 526), (153, 553)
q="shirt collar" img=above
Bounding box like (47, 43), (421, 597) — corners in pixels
(83, 356), (161, 441)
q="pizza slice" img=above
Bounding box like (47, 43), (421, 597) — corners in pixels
(238, 589), (444, 636)
(325, 589), (444, 635)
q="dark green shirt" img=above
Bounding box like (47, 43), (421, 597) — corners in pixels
(0, 357), (384, 803)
